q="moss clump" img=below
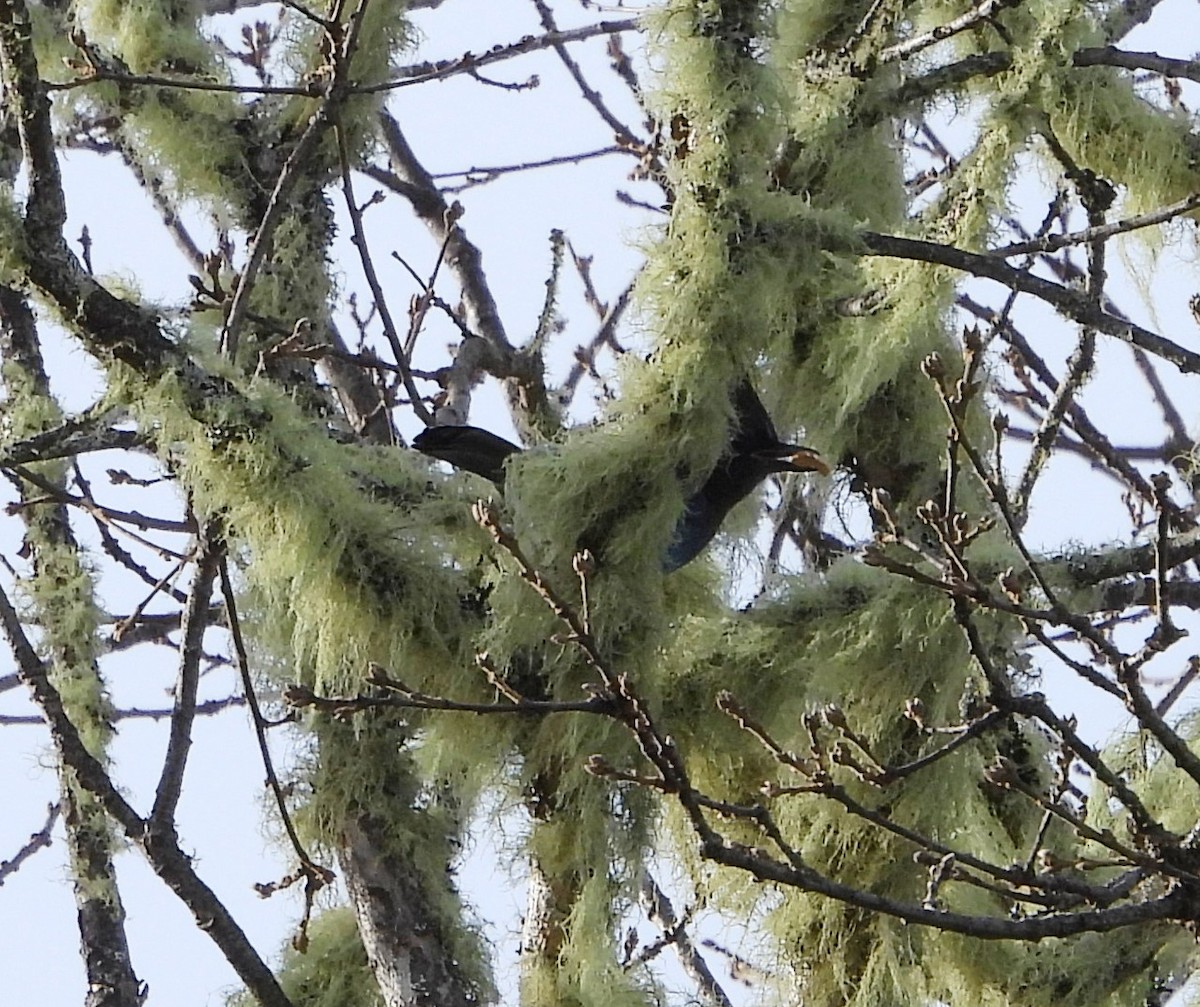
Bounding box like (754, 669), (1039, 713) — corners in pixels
(226, 909), (381, 1007)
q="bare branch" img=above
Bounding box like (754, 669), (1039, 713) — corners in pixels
(865, 232), (1200, 374)
(0, 576), (294, 1007)
(530, 0), (643, 146)
(1074, 46), (1200, 85)
(150, 523), (224, 829)
(332, 119), (432, 425)
(218, 558), (334, 890)
(879, 0), (1020, 64)
(365, 17), (641, 94)
(637, 871), (733, 1007)
(0, 803), (59, 886)
(991, 192), (1200, 258)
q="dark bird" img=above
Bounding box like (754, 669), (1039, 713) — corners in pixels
(412, 424), (523, 487)
(413, 380), (829, 571)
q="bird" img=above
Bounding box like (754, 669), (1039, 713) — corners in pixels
(413, 380), (829, 572)
(411, 424), (523, 487)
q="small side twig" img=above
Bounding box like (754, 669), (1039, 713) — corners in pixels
(0, 803), (60, 886)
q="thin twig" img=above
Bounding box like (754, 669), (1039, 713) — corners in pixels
(218, 557), (333, 888)
(530, 0), (642, 145)
(333, 118), (431, 424)
(0, 803), (59, 886)
(991, 192), (1200, 257)
(363, 18), (641, 95)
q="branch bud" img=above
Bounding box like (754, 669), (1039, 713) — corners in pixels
(920, 353), (945, 380)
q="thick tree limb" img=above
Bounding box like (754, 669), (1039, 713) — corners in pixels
(1075, 45), (1200, 84)
(879, 0), (1021, 64)
(1100, 0), (1173, 41)
(341, 816), (485, 1007)
(0, 419), (146, 467)
(0, 4), (186, 377)
(637, 871), (733, 1007)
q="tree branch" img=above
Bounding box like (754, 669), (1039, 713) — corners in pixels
(0, 580), (293, 1007)
(150, 523), (224, 829)
(863, 231), (1200, 374)
(1074, 46), (1200, 84)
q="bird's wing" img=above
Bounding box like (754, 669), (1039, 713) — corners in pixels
(729, 378), (780, 453)
(412, 425), (522, 486)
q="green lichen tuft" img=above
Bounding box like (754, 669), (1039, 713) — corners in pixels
(655, 563), (1038, 1004)
(109, 359), (497, 994)
(72, 0), (213, 73)
(226, 908), (381, 1007)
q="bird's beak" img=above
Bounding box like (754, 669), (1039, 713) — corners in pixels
(786, 448), (831, 476)
(755, 445), (830, 475)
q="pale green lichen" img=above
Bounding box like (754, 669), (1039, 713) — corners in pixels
(273, 3), (412, 152)
(72, 0), (213, 74)
(2, 332), (119, 908)
(652, 566), (1042, 1005)
(610, 1), (1200, 1001)
(0, 190), (26, 280)
(123, 365), (477, 698)
(26, 0), (1194, 1001)
(63, 0), (244, 203)
(226, 908), (382, 1007)
(112, 358), (496, 994)
(114, 92), (242, 205)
